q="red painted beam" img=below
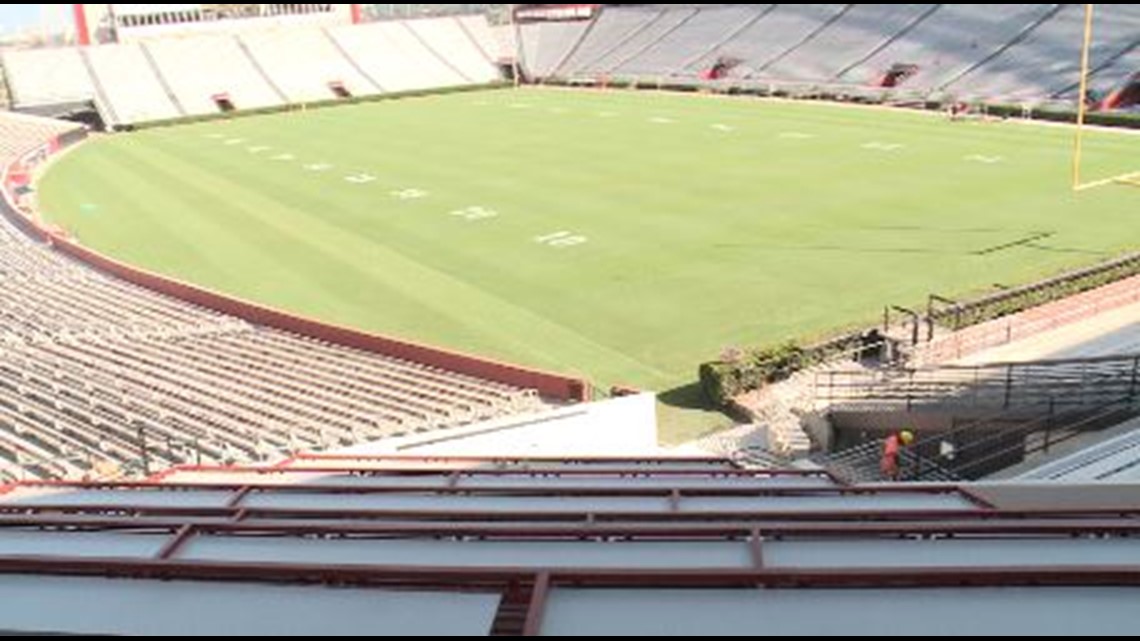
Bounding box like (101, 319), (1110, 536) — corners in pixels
(0, 557), (1136, 590)
(156, 525), (196, 560)
(164, 463), (826, 478)
(294, 453), (734, 464)
(72, 5), (91, 46)
(5, 479), (974, 499)
(3, 514), (1140, 539)
(522, 573), (550, 636)
(749, 528), (764, 569)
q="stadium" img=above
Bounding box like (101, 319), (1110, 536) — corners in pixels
(0, 2), (1138, 635)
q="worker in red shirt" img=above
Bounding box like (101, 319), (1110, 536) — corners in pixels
(880, 430), (915, 481)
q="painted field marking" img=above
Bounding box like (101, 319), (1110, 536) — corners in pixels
(779, 131), (815, 140)
(247, 146), (272, 154)
(964, 154), (1004, 164)
(271, 153), (296, 162)
(303, 162), (334, 172)
(535, 231), (588, 248)
(711, 123), (734, 132)
(1075, 171), (1140, 192)
(450, 206), (499, 221)
(223, 138), (246, 146)
(345, 173), (378, 185)
(536, 231), (572, 243)
(649, 117), (675, 125)
(509, 103), (533, 109)
(391, 188), (429, 200)
(861, 141), (904, 152)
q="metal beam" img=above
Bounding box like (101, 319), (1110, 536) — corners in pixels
(522, 573), (550, 636)
(156, 524), (195, 560)
(0, 556), (1136, 590)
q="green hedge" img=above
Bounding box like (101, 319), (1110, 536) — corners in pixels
(699, 342), (815, 407)
(976, 103), (1140, 130)
(701, 253), (1140, 408)
(934, 253), (1140, 330)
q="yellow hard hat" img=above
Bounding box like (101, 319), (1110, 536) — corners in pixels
(899, 430), (915, 445)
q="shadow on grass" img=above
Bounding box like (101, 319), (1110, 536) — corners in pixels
(657, 381), (711, 411)
(656, 382), (740, 445)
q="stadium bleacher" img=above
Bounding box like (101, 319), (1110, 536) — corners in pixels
(0, 6), (1139, 633)
(0, 14), (505, 127)
(0, 111), (550, 482)
(0, 453), (1137, 634)
(527, 4), (1140, 106)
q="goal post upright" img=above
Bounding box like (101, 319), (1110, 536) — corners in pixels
(1071, 3), (1095, 191)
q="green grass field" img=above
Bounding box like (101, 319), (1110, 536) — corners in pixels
(39, 88), (1139, 441)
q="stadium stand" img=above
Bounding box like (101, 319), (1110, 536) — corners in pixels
(1, 8), (1140, 630)
(554, 5), (661, 79)
(526, 4), (1140, 107)
(144, 35), (284, 115)
(490, 23), (518, 63)
(2, 7), (1139, 632)
(612, 4), (774, 79)
(0, 112), (555, 482)
(82, 43), (183, 124)
(761, 5), (938, 83)
(406, 17), (503, 85)
(698, 4), (852, 81)
(0, 15), (504, 127)
(1018, 418), (1140, 482)
(457, 14), (509, 65)
(0, 453), (1137, 634)
(4, 6), (1134, 123)
(326, 19), (469, 94)
(0, 59), (10, 109)
(239, 27), (380, 102)
(0, 47), (95, 108)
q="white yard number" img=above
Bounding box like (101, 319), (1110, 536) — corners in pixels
(450, 206), (499, 221)
(391, 188), (428, 200)
(862, 142), (904, 152)
(345, 173), (378, 184)
(535, 231), (588, 248)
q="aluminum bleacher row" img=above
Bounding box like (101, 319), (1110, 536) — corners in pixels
(0, 113), (547, 482)
(523, 4), (1140, 106)
(0, 15), (505, 127)
(0, 454), (1136, 635)
(1019, 416), (1140, 482)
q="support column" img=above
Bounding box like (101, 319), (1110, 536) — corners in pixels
(72, 4), (91, 46)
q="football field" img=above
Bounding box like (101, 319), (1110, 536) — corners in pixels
(39, 88), (1139, 439)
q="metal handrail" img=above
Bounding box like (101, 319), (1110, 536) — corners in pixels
(822, 396), (1139, 482)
